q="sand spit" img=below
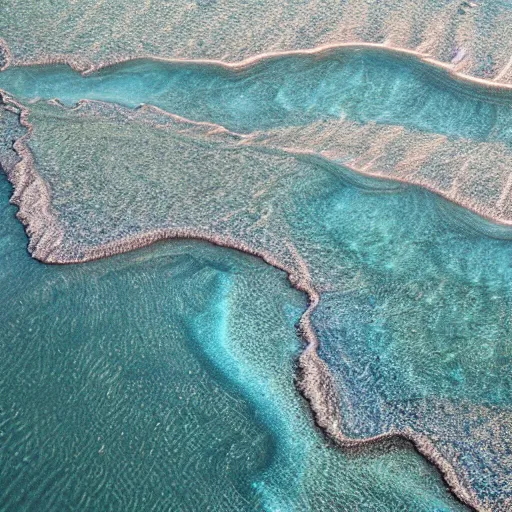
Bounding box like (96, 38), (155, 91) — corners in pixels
(270, 146), (512, 235)
(4, 42), (512, 226)
(0, 91), (487, 510)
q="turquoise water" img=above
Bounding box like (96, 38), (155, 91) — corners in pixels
(0, 169), (467, 510)
(285, 165), (512, 505)
(1, 48), (512, 509)
(1, 49), (512, 139)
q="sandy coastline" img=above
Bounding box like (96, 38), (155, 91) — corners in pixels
(3, 0), (512, 86)
(4, 40), (512, 228)
(4, 37), (512, 94)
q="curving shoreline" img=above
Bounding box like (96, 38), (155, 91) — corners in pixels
(5, 37), (512, 95)
(0, 88), (489, 510)
(4, 43), (512, 229)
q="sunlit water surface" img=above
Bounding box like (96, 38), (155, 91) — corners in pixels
(2, 49), (512, 140)
(2, 48), (512, 509)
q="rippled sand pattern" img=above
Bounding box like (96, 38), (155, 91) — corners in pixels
(2, 9), (512, 509)
(4, 0), (512, 85)
(0, 175), (466, 511)
(3, 49), (512, 224)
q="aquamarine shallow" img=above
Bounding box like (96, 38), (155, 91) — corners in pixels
(1, 49), (512, 140)
(1, 46), (512, 509)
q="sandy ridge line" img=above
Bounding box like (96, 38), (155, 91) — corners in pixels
(39, 98), (512, 235)
(3, 37), (512, 94)
(0, 38), (11, 72)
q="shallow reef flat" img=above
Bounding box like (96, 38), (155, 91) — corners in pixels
(1, 92), (512, 509)
(3, 0), (512, 85)
(3, 10), (512, 509)
(0, 174), (466, 511)
(3, 48), (512, 224)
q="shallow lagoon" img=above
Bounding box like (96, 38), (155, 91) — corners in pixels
(2, 49), (512, 140)
(1, 46), (512, 509)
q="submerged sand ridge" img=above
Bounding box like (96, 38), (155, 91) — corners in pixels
(2, 83), (512, 509)
(0, 169), (474, 511)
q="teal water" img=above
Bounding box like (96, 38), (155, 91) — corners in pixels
(285, 164), (512, 505)
(0, 167), (467, 511)
(2, 86), (511, 507)
(1, 49), (512, 139)
(1, 48), (512, 509)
